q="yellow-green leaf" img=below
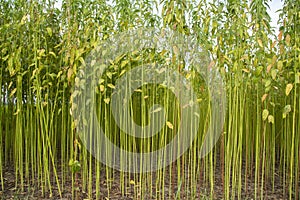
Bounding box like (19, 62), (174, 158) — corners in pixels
(46, 27), (52, 37)
(99, 78), (105, 84)
(121, 60), (129, 68)
(296, 72), (300, 84)
(166, 121), (174, 129)
(277, 61), (283, 71)
(13, 109), (21, 115)
(107, 83), (115, 89)
(67, 68), (73, 81)
(130, 180), (135, 185)
(78, 57), (85, 66)
(265, 80), (271, 88)
(106, 72), (112, 79)
(242, 68), (250, 73)
(283, 105), (291, 119)
(151, 107), (162, 113)
(134, 89), (142, 92)
(100, 85), (105, 92)
(257, 39), (263, 48)
(262, 109), (269, 121)
(49, 51), (56, 57)
(285, 83), (293, 96)
(186, 73), (191, 79)
(271, 69), (277, 80)
(104, 98), (110, 104)
(119, 69), (126, 76)
(268, 115), (274, 124)
(10, 88), (17, 97)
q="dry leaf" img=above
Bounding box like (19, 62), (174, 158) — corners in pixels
(208, 61), (215, 70)
(261, 94), (268, 103)
(278, 30), (283, 41)
(267, 64), (273, 73)
(242, 68), (250, 73)
(285, 34), (291, 45)
(67, 68), (73, 81)
(271, 41), (276, 49)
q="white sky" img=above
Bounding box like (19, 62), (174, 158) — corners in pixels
(54, 0), (283, 32)
(269, 0), (283, 31)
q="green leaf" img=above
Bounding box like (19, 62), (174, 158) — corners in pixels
(68, 159), (74, 166)
(49, 51), (56, 58)
(2, 54), (9, 61)
(115, 54), (125, 63)
(295, 72), (300, 84)
(277, 61), (283, 71)
(106, 72), (112, 79)
(121, 60), (129, 68)
(71, 160), (81, 173)
(283, 105), (291, 119)
(271, 69), (277, 80)
(46, 27), (52, 37)
(265, 79), (271, 88)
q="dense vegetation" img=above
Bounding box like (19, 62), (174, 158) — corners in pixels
(0, 0), (299, 199)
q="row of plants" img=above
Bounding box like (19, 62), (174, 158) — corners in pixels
(0, 0), (299, 199)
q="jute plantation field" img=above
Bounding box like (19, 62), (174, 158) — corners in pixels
(0, 0), (299, 199)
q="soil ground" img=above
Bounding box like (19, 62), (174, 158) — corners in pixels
(0, 159), (291, 200)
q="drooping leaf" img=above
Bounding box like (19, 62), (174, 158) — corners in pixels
(166, 121), (174, 129)
(262, 109), (269, 121)
(151, 107), (162, 113)
(268, 115), (274, 124)
(285, 83), (293, 96)
(107, 83), (115, 89)
(104, 98), (110, 104)
(277, 61), (283, 71)
(283, 105), (291, 119)
(261, 94), (268, 103)
(285, 34), (291, 45)
(257, 39), (263, 48)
